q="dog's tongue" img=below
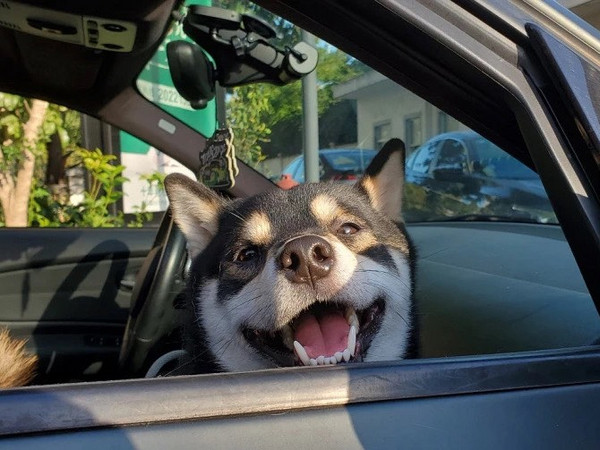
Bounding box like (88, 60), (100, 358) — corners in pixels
(294, 310), (349, 359)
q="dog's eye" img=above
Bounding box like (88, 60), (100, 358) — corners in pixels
(235, 247), (259, 262)
(337, 223), (360, 235)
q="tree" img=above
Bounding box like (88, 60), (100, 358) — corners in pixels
(0, 95), (49, 226)
(0, 94), (144, 228)
(217, 5), (369, 165)
(226, 85), (271, 168)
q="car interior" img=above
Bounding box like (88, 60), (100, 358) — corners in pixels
(2, 0), (600, 446)
(0, 0), (598, 381)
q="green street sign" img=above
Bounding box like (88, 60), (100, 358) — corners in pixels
(121, 0), (215, 154)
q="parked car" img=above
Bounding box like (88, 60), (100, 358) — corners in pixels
(280, 148), (377, 184)
(404, 131), (556, 222)
(1, 0), (600, 448)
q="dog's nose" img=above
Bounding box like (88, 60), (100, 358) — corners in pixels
(279, 236), (334, 285)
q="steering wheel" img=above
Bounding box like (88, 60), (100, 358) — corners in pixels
(118, 209), (188, 378)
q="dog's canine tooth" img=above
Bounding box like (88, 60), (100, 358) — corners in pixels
(348, 325), (357, 357)
(345, 307), (359, 330)
(342, 349), (351, 362)
(293, 340), (311, 366)
(282, 325), (294, 350)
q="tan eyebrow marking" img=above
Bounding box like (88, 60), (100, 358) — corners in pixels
(242, 211), (273, 245)
(310, 194), (342, 226)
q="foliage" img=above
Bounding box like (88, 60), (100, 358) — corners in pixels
(29, 148), (128, 227)
(212, 2), (369, 165)
(0, 94), (80, 174)
(1, 92), (161, 228)
(226, 85), (270, 168)
(127, 172), (166, 228)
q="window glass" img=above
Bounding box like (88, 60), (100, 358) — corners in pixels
(374, 121), (391, 151)
(405, 115), (423, 151)
(0, 99), (191, 228)
(137, 1), (558, 225)
(436, 140), (468, 173)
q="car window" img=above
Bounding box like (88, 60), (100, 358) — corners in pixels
(472, 137), (539, 180)
(295, 160), (305, 183)
(436, 139), (468, 174)
(410, 143), (438, 175)
(0, 101), (192, 228)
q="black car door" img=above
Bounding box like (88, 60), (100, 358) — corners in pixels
(0, 218), (155, 385)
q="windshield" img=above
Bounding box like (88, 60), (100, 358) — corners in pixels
(136, 1), (558, 225)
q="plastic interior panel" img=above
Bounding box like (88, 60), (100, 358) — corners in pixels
(408, 222), (599, 356)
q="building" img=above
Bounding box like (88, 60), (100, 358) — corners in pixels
(331, 0), (600, 154)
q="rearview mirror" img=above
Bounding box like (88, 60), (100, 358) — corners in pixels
(166, 40), (215, 109)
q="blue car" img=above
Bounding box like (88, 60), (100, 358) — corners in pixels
(281, 148), (377, 183)
(404, 131), (556, 222)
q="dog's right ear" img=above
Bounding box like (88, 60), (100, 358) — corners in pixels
(357, 138), (406, 221)
(164, 173), (226, 259)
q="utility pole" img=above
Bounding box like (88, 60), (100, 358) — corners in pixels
(302, 30), (320, 183)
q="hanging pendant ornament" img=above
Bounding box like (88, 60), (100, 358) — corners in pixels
(198, 127), (239, 189)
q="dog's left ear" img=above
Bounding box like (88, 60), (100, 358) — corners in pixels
(358, 138), (405, 221)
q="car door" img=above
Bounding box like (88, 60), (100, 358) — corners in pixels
(0, 226), (154, 383)
(0, 118), (177, 384)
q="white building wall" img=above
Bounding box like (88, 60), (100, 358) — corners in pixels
(347, 76), (469, 152)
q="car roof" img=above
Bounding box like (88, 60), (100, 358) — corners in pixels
(424, 130), (480, 143)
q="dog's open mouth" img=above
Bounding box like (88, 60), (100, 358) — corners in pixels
(242, 299), (385, 367)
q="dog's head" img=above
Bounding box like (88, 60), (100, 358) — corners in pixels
(165, 139), (416, 372)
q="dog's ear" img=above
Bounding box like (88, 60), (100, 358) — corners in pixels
(164, 173), (226, 259)
(357, 138), (406, 221)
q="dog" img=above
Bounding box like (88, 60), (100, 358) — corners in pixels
(0, 328), (37, 388)
(164, 138), (417, 373)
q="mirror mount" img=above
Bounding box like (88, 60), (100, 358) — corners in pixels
(167, 6), (318, 109)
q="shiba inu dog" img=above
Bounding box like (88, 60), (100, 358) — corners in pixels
(165, 138), (417, 373)
(0, 329), (37, 388)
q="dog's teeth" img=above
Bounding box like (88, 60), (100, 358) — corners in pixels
(293, 341), (311, 366)
(343, 349), (351, 362)
(310, 358), (317, 366)
(282, 325), (294, 350)
(345, 307), (359, 330)
(317, 355), (325, 365)
(335, 351), (343, 362)
(330, 357), (338, 365)
(348, 325), (357, 357)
